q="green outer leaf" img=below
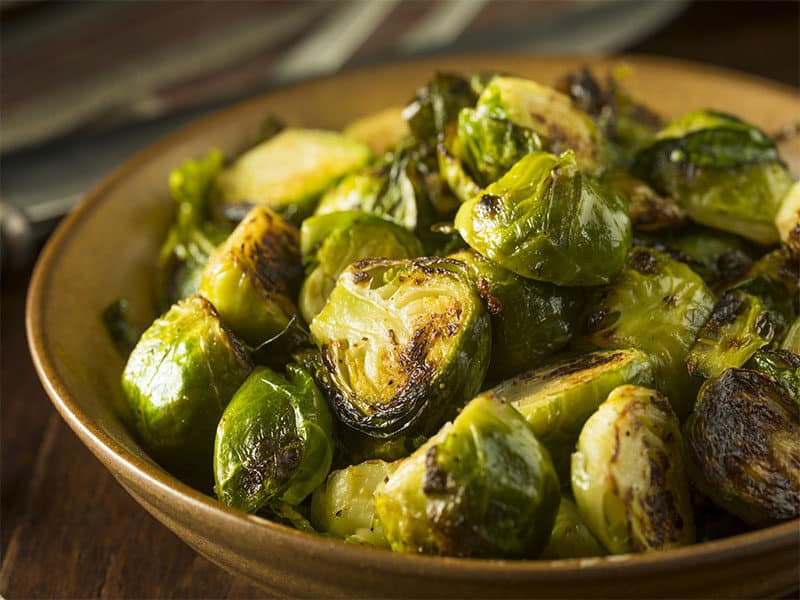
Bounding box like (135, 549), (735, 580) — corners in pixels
(783, 317), (800, 353)
(746, 349), (800, 402)
(540, 496), (605, 559)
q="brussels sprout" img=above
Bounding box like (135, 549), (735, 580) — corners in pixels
(309, 257), (490, 441)
(343, 106), (409, 156)
(449, 249), (578, 379)
(315, 170), (385, 218)
(540, 496), (605, 559)
(583, 247), (715, 417)
(477, 76), (604, 172)
(300, 211), (423, 323)
(122, 295), (253, 483)
(455, 150), (631, 286)
(157, 150), (229, 307)
(310, 459), (398, 547)
(572, 385), (695, 554)
(213, 364), (333, 512)
(744, 247), (800, 302)
(603, 171), (687, 231)
(374, 393), (561, 557)
(487, 349), (654, 477)
(403, 73), (476, 147)
(634, 110), (791, 244)
(456, 107), (542, 186)
(684, 368), (800, 525)
(775, 180), (800, 255)
(686, 288), (778, 379)
(746, 349), (800, 401)
(214, 129), (371, 222)
(199, 206), (301, 346)
(436, 127), (482, 203)
(782, 317), (800, 353)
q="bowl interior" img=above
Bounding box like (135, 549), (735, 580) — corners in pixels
(27, 55), (800, 596)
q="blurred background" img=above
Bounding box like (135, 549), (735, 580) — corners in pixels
(1, 0), (798, 263)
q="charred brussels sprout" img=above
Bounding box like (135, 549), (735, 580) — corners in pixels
(449, 249), (578, 379)
(684, 368), (800, 525)
(300, 211), (423, 323)
(488, 349), (654, 477)
(122, 295), (253, 483)
(775, 180), (800, 255)
(214, 364), (333, 512)
(199, 206), (301, 346)
(310, 258), (490, 441)
(686, 288), (779, 379)
(403, 73), (477, 147)
(540, 496), (605, 559)
(455, 150), (631, 286)
(634, 110), (792, 244)
(477, 76), (604, 172)
(783, 317), (800, 353)
(584, 247), (714, 417)
(603, 170), (687, 231)
(215, 129), (371, 222)
(374, 394), (561, 557)
(744, 247), (800, 303)
(572, 385), (695, 554)
(310, 459), (398, 547)
(747, 349), (800, 400)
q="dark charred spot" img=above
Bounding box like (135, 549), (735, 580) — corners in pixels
(716, 251), (753, 283)
(662, 295), (678, 308)
(335, 509), (343, 517)
(422, 446), (450, 494)
(476, 194), (501, 217)
(585, 309), (621, 334)
(709, 291), (746, 326)
(754, 311), (775, 339)
(351, 270), (370, 284)
(476, 277), (502, 316)
(630, 248), (660, 275)
(641, 447), (684, 548)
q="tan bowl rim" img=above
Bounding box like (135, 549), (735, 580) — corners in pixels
(26, 52), (800, 578)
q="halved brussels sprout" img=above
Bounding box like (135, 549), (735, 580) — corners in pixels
(487, 349), (654, 477)
(214, 364), (334, 512)
(310, 459), (398, 547)
(343, 106), (409, 156)
(374, 393), (561, 557)
(603, 170), (687, 231)
(122, 295), (253, 483)
(214, 129), (371, 222)
(300, 211), (424, 323)
(783, 317), (800, 353)
(583, 247), (714, 416)
(684, 368), (800, 526)
(199, 206), (301, 346)
(775, 180), (800, 255)
(309, 257), (490, 441)
(572, 385), (695, 554)
(456, 107), (542, 186)
(686, 288), (778, 379)
(540, 496), (605, 560)
(403, 73), (477, 147)
(449, 248), (578, 379)
(477, 76), (603, 172)
(634, 110), (791, 244)
(455, 150), (631, 286)
(747, 349), (800, 401)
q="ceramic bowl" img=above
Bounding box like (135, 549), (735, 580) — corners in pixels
(27, 55), (800, 598)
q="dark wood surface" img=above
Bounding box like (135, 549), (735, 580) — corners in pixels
(2, 1), (798, 597)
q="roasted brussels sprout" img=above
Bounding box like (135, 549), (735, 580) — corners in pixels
(310, 459), (398, 547)
(157, 150), (229, 307)
(403, 73), (477, 147)
(775, 180), (800, 255)
(488, 349), (654, 477)
(583, 247), (714, 416)
(686, 288), (778, 379)
(603, 170), (687, 231)
(343, 106), (409, 156)
(743, 247), (800, 303)
(449, 248), (578, 379)
(634, 110), (792, 244)
(300, 211), (423, 323)
(122, 295), (253, 483)
(684, 368), (800, 525)
(310, 257), (490, 441)
(540, 496), (605, 559)
(746, 349), (800, 401)
(315, 170), (386, 219)
(215, 129), (371, 222)
(199, 206), (301, 346)
(782, 317), (800, 353)
(572, 385), (695, 554)
(214, 364), (334, 512)
(455, 150), (631, 286)
(477, 76), (604, 172)
(374, 393), (561, 557)
(456, 107), (542, 186)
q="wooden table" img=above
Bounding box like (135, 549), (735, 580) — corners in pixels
(2, 1), (797, 597)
